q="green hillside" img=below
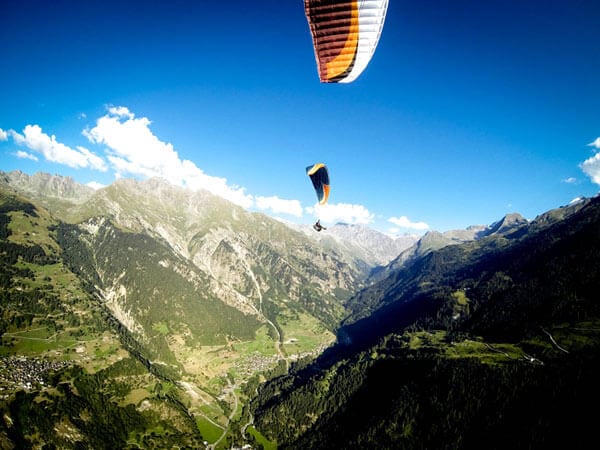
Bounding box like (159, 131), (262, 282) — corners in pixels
(4, 172), (600, 449)
(0, 191), (205, 448)
(57, 218), (262, 350)
(0, 179), (347, 449)
(251, 197), (600, 449)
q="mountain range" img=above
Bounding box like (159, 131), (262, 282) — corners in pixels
(0, 170), (418, 448)
(1, 169), (598, 449)
(251, 195), (600, 449)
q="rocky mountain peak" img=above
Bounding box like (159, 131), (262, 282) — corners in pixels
(486, 212), (528, 236)
(0, 170), (93, 203)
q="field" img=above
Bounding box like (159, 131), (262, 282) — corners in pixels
(247, 426), (277, 450)
(278, 309), (336, 355)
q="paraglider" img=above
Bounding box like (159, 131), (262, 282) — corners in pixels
(313, 219), (327, 232)
(304, 0), (389, 83)
(306, 162), (330, 231)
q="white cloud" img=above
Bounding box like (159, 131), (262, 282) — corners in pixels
(562, 177), (577, 184)
(84, 106), (253, 208)
(588, 137), (600, 149)
(388, 215), (430, 231)
(108, 105), (134, 119)
(307, 202), (374, 225)
(9, 125), (107, 171)
(581, 152), (600, 185)
(86, 181), (106, 190)
(14, 150), (38, 161)
(256, 196), (303, 217)
(0, 128), (7, 141)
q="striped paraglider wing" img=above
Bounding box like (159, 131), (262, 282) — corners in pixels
(304, 0), (389, 83)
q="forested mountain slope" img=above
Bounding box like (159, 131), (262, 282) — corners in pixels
(0, 171), (406, 449)
(0, 179), (363, 448)
(0, 191), (205, 448)
(4, 168), (597, 449)
(251, 196), (600, 449)
(341, 197), (591, 345)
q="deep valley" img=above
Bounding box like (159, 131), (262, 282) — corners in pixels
(1, 170), (599, 449)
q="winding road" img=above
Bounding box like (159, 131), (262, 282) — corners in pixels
(207, 379), (239, 450)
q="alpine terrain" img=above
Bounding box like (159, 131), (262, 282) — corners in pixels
(251, 196), (600, 449)
(1, 169), (599, 449)
(0, 170), (411, 448)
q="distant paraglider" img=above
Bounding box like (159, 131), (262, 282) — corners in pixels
(306, 163), (330, 231)
(313, 219), (327, 232)
(304, 0), (389, 83)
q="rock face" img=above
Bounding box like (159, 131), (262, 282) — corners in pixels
(2, 172), (369, 340)
(311, 222), (418, 267)
(78, 177), (365, 326)
(0, 170), (94, 204)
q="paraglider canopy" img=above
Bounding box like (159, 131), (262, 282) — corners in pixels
(304, 0), (389, 83)
(306, 163), (330, 205)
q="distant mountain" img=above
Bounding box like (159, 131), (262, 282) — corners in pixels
(0, 170), (93, 201)
(78, 177), (367, 325)
(485, 212), (528, 235)
(292, 221), (418, 268)
(1, 172), (366, 323)
(368, 212), (528, 285)
(326, 223), (418, 266)
(342, 203), (584, 340)
(0, 170), (94, 217)
(251, 195), (600, 449)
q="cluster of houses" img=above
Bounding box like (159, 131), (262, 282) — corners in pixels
(0, 355), (70, 397)
(233, 353), (278, 378)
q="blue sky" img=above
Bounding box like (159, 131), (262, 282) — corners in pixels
(1, 0), (600, 235)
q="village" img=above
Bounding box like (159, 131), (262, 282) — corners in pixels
(0, 355), (71, 399)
